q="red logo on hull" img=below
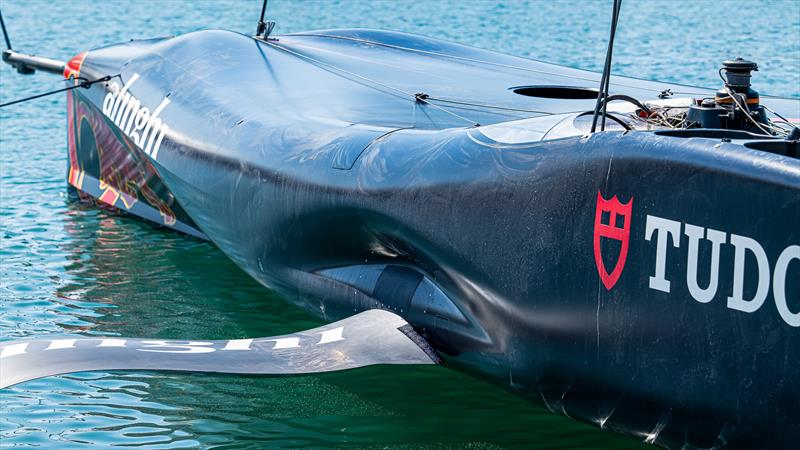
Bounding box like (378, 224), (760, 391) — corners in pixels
(594, 191), (633, 290)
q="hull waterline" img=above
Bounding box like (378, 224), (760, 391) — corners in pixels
(51, 28), (800, 449)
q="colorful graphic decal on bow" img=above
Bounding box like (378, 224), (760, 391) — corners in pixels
(64, 81), (199, 237)
(101, 73), (170, 160)
(67, 166), (85, 190)
(97, 180), (136, 209)
(593, 191), (633, 290)
(63, 51), (88, 82)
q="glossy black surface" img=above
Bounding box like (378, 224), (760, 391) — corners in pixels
(62, 29), (800, 449)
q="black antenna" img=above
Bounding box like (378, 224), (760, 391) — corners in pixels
(591, 0), (622, 133)
(256, 0), (276, 39)
(1, 7), (13, 50)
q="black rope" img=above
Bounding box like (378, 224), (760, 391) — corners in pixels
(602, 94), (651, 114)
(0, 7), (12, 50)
(0, 75), (116, 108)
(591, 0), (622, 133)
(579, 111), (631, 131)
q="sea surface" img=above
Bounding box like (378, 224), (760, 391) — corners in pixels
(0, 1), (798, 448)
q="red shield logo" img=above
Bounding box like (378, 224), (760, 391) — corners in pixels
(593, 191), (633, 290)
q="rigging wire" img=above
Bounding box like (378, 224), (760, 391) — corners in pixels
(0, 8), (11, 50)
(600, 0), (621, 131)
(255, 0), (275, 39)
(723, 86), (787, 137)
(591, 0), (622, 133)
(762, 103), (800, 133)
(423, 96), (553, 115)
(278, 31), (799, 137)
(256, 0), (268, 35)
(258, 37), (556, 117)
(0, 75), (117, 108)
(262, 40), (481, 127)
(286, 31), (708, 96)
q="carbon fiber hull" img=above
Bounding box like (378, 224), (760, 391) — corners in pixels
(64, 29), (800, 449)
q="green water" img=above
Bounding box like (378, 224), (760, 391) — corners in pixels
(1, 0), (798, 448)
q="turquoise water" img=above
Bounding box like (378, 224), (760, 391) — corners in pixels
(1, 1), (798, 448)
